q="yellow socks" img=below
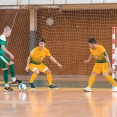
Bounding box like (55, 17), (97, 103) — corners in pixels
(29, 73), (38, 83)
(87, 75), (117, 88)
(88, 75), (95, 88)
(47, 74), (52, 86)
(29, 73), (53, 86)
(106, 75), (117, 86)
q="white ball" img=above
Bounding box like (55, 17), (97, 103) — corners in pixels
(46, 17), (54, 26)
(19, 84), (26, 91)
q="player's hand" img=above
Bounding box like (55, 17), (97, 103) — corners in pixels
(109, 67), (114, 74)
(9, 53), (14, 60)
(25, 66), (29, 72)
(84, 60), (89, 64)
(57, 63), (62, 68)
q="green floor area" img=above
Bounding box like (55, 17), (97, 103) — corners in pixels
(29, 80), (112, 88)
(0, 80), (112, 88)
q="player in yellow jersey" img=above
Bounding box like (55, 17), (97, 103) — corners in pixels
(25, 39), (62, 89)
(84, 38), (117, 92)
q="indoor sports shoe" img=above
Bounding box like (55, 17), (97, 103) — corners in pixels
(4, 87), (13, 92)
(84, 87), (91, 92)
(28, 83), (35, 88)
(49, 84), (58, 89)
(112, 87), (117, 92)
(12, 79), (23, 85)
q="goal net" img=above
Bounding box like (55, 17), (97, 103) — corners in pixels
(0, 3), (117, 88)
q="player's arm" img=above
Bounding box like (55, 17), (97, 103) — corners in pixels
(49, 56), (62, 68)
(25, 56), (31, 72)
(104, 52), (113, 73)
(84, 54), (94, 64)
(1, 45), (14, 59)
(25, 49), (35, 72)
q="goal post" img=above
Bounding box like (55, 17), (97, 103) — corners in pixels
(112, 27), (117, 78)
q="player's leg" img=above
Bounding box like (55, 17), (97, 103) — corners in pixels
(0, 55), (22, 85)
(0, 56), (13, 91)
(39, 63), (58, 89)
(102, 63), (117, 91)
(84, 72), (97, 92)
(113, 61), (117, 81)
(7, 62), (22, 85)
(115, 66), (117, 82)
(28, 64), (39, 88)
(84, 63), (101, 92)
(3, 68), (13, 91)
(1, 55), (23, 85)
(44, 69), (58, 89)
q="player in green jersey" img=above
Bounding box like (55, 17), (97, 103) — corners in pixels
(0, 26), (22, 91)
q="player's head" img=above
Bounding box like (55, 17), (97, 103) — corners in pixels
(88, 38), (96, 49)
(39, 39), (46, 50)
(3, 26), (12, 37)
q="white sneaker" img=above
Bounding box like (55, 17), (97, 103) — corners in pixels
(112, 87), (117, 92)
(84, 87), (91, 92)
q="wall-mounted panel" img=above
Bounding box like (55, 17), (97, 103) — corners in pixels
(92, 0), (103, 3)
(104, 0), (117, 3)
(66, 0), (91, 4)
(54, 0), (65, 4)
(0, 0), (17, 5)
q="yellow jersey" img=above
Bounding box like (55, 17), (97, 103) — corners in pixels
(90, 45), (107, 63)
(30, 47), (51, 64)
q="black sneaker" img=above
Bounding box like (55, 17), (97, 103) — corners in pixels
(4, 87), (13, 92)
(12, 79), (23, 85)
(49, 84), (58, 89)
(28, 83), (35, 88)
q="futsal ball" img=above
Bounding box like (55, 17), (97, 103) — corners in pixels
(19, 84), (26, 91)
(46, 17), (54, 26)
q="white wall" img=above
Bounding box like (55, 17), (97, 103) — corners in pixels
(104, 0), (117, 3)
(0, 0), (17, 5)
(30, 0), (53, 4)
(92, 0), (103, 3)
(0, 0), (117, 5)
(66, 0), (91, 4)
(54, 0), (65, 4)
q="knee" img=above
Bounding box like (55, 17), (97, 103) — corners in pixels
(91, 72), (97, 76)
(103, 73), (108, 77)
(1, 68), (8, 71)
(8, 62), (14, 66)
(4, 69), (8, 73)
(46, 70), (51, 75)
(33, 69), (39, 75)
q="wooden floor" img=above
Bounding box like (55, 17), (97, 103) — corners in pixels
(0, 87), (117, 117)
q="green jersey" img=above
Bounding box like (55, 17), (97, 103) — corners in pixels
(0, 35), (6, 55)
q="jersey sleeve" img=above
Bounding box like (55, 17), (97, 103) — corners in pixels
(99, 45), (107, 56)
(30, 48), (36, 58)
(0, 39), (6, 45)
(90, 48), (94, 55)
(46, 49), (51, 57)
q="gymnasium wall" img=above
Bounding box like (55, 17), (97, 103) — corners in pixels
(0, 8), (117, 75)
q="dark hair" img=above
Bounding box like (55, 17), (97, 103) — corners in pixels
(39, 39), (46, 43)
(88, 38), (96, 44)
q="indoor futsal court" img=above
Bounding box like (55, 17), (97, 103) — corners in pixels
(1, 0), (117, 117)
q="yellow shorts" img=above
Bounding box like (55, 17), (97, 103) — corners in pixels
(92, 63), (109, 74)
(29, 63), (48, 72)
